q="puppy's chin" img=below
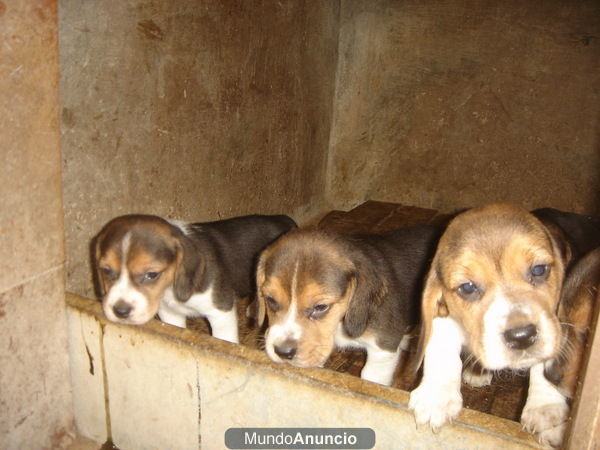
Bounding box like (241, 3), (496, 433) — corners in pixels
(477, 327), (561, 370)
(289, 358), (327, 369)
(264, 343), (332, 369)
(102, 298), (158, 326)
(477, 296), (562, 370)
(481, 351), (553, 371)
(294, 337), (337, 368)
(292, 351), (331, 368)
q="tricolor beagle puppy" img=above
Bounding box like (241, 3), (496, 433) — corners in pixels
(409, 203), (567, 446)
(544, 247), (600, 403)
(93, 214), (296, 343)
(256, 226), (441, 386)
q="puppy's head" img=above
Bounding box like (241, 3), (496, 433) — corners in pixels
(418, 203), (565, 370)
(93, 215), (203, 325)
(256, 230), (385, 368)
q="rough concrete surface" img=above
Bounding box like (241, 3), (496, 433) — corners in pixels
(5, 0), (598, 448)
(0, 271), (74, 449)
(0, 0), (65, 294)
(328, 0), (600, 214)
(67, 309), (107, 444)
(0, 0), (74, 448)
(67, 293), (543, 450)
(61, 1), (600, 300)
(103, 326), (199, 450)
(60, 0), (340, 298)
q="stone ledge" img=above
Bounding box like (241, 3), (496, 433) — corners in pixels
(66, 292), (542, 449)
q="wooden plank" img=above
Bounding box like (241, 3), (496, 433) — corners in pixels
(566, 288), (600, 449)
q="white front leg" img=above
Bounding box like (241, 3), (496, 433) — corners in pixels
(521, 363), (569, 448)
(157, 303), (187, 328)
(361, 345), (401, 386)
(206, 306), (239, 344)
(409, 317), (464, 432)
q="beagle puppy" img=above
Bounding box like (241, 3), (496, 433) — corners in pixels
(544, 247), (600, 401)
(93, 214), (296, 343)
(409, 203), (567, 447)
(256, 226), (441, 386)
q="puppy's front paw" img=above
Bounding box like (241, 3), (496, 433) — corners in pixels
(409, 383), (463, 432)
(537, 423), (567, 449)
(462, 369), (492, 388)
(521, 400), (568, 448)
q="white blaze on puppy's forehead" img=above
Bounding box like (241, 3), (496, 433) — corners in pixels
(121, 231), (132, 259)
(279, 261), (302, 339)
(264, 261), (303, 361)
(102, 231), (154, 325)
(287, 261), (302, 330)
(290, 259), (300, 304)
(108, 231), (133, 297)
(482, 292), (511, 368)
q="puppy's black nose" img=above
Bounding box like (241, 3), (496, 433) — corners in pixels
(113, 300), (132, 319)
(504, 324), (537, 349)
(274, 340), (297, 360)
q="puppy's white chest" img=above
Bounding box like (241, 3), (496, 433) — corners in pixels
(334, 324), (369, 350)
(335, 323), (404, 386)
(159, 285), (239, 344)
(161, 286), (216, 317)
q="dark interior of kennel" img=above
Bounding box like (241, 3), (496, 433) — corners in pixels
(189, 201), (530, 422)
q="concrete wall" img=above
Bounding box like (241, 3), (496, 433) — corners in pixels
(60, 0), (340, 298)
(0, 1), (596, 447)
(328, 0), (600, 214)
(67, 293), (543, 450)
(61, 0), (600, 299)
(0, 0), (74, 448)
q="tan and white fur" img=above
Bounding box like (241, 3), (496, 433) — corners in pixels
(93, 214), (296, 344)
(409, 203), (567, 447)
(256, 227), (440, 386)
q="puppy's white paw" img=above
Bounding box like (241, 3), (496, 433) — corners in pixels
(537, 423), (567, 449)
(521, 400), (568, 448)
(462, 369), (492, 388)
(409, 383), (463, 432)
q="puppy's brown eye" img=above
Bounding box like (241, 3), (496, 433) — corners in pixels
(265, 295), (280, 312)
(309, 303), (330, 319)
(456, 281), (481, 302)
(100, 266), (116, 279)
(142, 271), (161, 283)
(529, 264), (550, 285)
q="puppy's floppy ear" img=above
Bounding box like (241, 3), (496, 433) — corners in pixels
(173, 235), (205, 302)
(343, 262), (387, 339)
(414, 266), (447, 371)
(544, 226), (568, 301)
(539, 218), (573, 270)
(91, 233), (106, 298)
(255, 249), (269, 327)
